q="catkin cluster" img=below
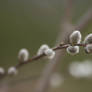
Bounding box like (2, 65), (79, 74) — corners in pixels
(67, 30), (92, 55)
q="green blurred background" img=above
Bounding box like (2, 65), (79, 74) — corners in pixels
(0, 0), (92, 92)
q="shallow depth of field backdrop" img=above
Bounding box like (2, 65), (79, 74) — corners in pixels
(0, 0), (92, 92)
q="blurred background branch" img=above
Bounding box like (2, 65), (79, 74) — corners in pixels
(76, 8), (92, 30)
(34, 1), (92, 92)
(34, 0), (74, 92)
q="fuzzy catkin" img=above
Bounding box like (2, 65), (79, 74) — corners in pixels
(70, 30), (82, 45)
(66, 46), (79, 55)
(18, 48), (29, 62)
(84, 34), (92, 44)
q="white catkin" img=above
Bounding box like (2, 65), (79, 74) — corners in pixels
(66, 46), (79, 55)
(18, 48), (29, 62)
(0, 67), (5, 75)
(85, 44), (92, 53)
(70, 30), (82, 44)
(84, 34), (92, 44)
(44, 49), (55, 59)
(8, 67), (18, 75)
(37, 44), (49, 55)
